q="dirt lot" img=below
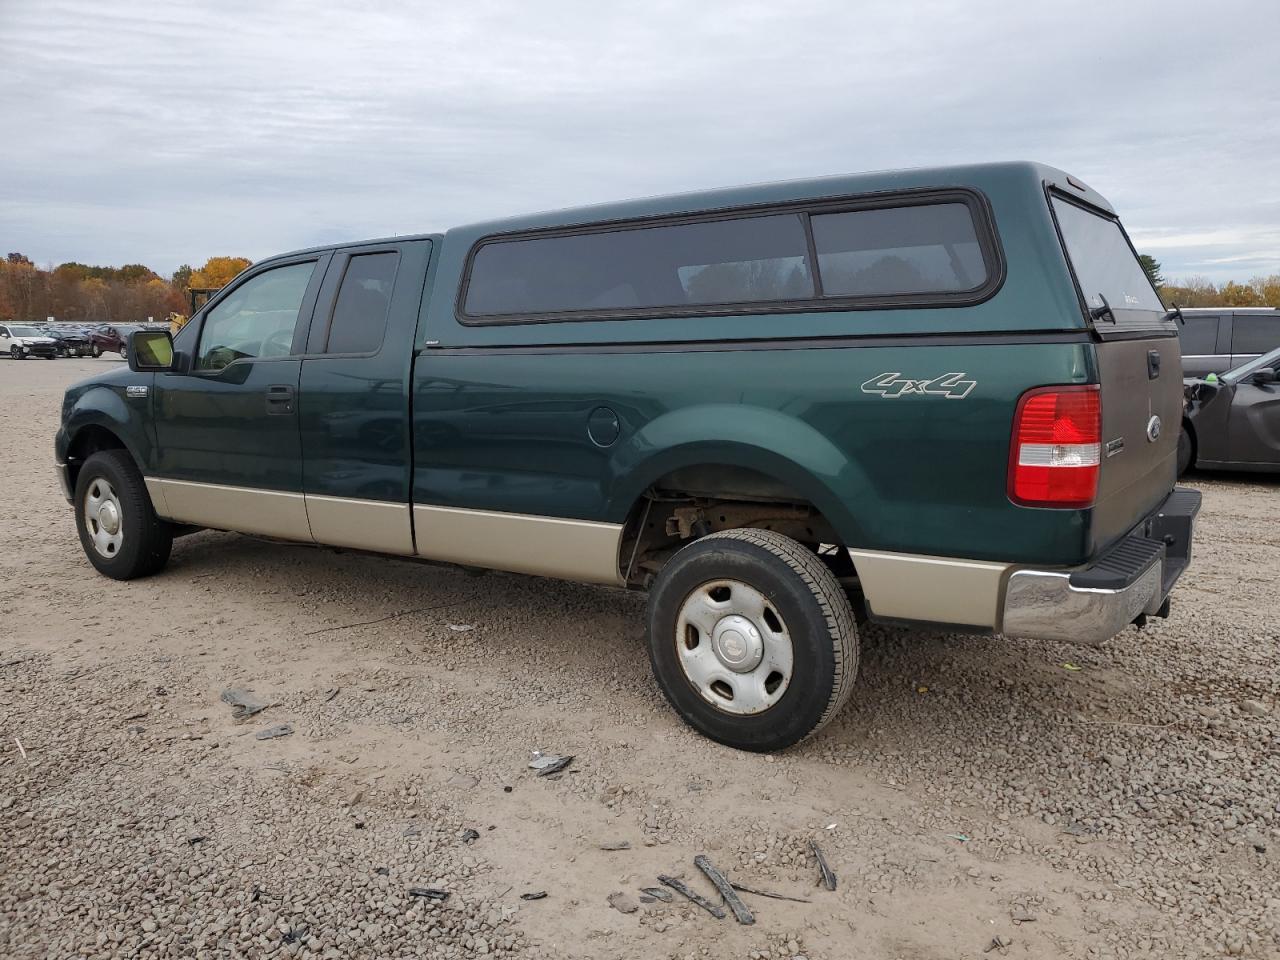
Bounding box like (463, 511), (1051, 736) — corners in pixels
(2, 357), (1278, 960)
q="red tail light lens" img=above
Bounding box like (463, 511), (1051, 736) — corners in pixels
(1008, 385), (1101, 508)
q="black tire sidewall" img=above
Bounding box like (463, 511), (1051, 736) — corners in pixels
(646, 538), (841, 751)
(1177, 429), (1192, 476)
(74, 451), (171, 580)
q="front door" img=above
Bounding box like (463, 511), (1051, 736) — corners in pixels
(149, 255), (330, 540)
(1229, 368), (1280, 465)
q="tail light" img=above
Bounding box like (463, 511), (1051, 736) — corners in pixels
(1008, 385), (1101, 508)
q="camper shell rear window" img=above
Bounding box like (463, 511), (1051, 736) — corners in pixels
(458, 190), (1003, 324)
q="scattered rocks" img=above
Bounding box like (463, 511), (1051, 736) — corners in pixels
(607, 891), (639, 914)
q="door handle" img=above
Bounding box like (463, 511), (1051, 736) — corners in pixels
(265, 384), (295, 415)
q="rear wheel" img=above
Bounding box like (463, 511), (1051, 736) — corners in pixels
(1176, 428), (1194, 476)
(74, 450), (173, 580)
(645, 528), (858, 752)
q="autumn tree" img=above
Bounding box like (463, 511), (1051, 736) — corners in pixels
(189, 256), (251, 291)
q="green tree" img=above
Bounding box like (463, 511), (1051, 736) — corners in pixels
(1138, 254), (1164, 289)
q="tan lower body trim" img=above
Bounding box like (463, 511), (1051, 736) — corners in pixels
(847, 549), (1011, 628)
(145, 477), (313, 542)
(305, 494), (414, 555)
(413, 504), (623, 585)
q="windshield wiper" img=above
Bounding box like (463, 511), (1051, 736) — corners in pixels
(1089, 293), (1116, 324)
(1161, 302), (1185, 326)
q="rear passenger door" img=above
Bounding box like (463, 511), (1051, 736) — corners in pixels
(1178, 313), (1226, 377)
(298, 240), (433, 554)
(1230, 313), (1279, 368)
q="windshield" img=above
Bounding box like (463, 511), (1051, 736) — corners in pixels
(9, 326), (44, 337)
(1223, 345), (1280, 383)
(1051, 196), (1165, 326)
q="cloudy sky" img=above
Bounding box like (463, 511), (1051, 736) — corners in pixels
(2, 0), (1277, 282)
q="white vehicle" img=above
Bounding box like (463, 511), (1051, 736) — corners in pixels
(0, 324), (59, 359)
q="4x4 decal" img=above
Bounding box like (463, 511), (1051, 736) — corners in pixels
(861, 372), (977, 400)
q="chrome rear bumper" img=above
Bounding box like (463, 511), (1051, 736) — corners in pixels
(1001, 488), (1201, 644)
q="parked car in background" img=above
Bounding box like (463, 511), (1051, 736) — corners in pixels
(86, 324), (146, 358)
(1176, 307), (1280, 378)
(44, 325), (94, 357)
(55, 161), (1201, 751)
(1, 323), (58, 359)
(1181, 345), (1280, 474)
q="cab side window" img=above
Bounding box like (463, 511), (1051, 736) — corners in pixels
(1231, 316), (1277, 356)
(324, 252), (399, 354)
(196, 262), (315, 371)
(1180, 314), (1219, 355)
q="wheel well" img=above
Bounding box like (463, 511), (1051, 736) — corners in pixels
(66, 426), (128, 489)
(618, 464), (849, 588)
(1181, 418), (1197, 457)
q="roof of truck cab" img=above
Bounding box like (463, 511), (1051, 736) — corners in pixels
(445, 161), (1112, 240)
(259, 232), (444, 266)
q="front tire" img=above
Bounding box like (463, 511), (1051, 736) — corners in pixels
(11, 346), (24, 360)
(1176, 428), (1194, 476)
(91, 344), (102, 357)
(74, 450), (173, 580)
(645, 528), (858, 752)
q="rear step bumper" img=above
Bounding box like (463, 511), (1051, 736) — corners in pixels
(1001, 487), (1202, 644)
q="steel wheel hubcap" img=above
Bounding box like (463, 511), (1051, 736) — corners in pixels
(84, 478), (124, 558)
(675, 580), (793, 715)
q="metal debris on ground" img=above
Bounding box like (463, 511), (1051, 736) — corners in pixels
(657, 875), (725, 919)
(693, 855), (754, 925)
(728, 881), (810, 904)
(598, 840), (631, 851)
(407, 887), (450, 901)
(640, 887), (673, 902)
(519, 891), (547, 901)
(529, 754), (573, 777)
(607, 891), (639, 914)
(810, 839), (837, 891)
(255, 723), (294, 741)
(220, 688), (270, 722)
(186, 835), (207, 845)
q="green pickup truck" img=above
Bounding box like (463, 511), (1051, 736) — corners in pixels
(55, 161), (1200, 751)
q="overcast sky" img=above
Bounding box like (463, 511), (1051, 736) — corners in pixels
(2, 0), (1277, 282)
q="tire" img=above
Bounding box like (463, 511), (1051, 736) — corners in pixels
(1176, 428), (1193, 476)
(645, 528), (858, 752)
(91, 344), (102, 357)
(9, 346), (20, 360)
(74, 450), (173, 580)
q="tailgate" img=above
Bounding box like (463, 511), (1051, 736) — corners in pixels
(1090, 335), (1182, 553)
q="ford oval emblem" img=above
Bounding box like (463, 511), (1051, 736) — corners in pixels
(1146, 415), (1162, 443)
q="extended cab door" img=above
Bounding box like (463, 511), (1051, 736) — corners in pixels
(297, 240), (432, 554)
(149, 254), (329, 539)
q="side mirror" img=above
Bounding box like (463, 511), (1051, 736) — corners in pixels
(128, 330), (175, 372)
(1251, 367), (1278, 385)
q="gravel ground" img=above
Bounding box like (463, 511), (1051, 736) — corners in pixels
(2, 357), (1278, 960)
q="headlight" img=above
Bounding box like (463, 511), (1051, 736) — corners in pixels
(21, 345), (30, 353)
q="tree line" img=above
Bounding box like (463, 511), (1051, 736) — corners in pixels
(1139, 255), (1277, 308)
(0, 253), (251, 324)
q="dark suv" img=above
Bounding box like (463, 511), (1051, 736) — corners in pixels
(1177, 307), (1280, 377)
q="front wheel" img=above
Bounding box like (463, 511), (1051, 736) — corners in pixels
(645, 528), (859, 752)
(91, 344), (102, 357)
(1176, 428), (1194, 476)
(74, 450), (173, 580)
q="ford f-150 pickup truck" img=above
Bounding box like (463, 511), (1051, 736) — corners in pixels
(55, 162), (1200, 751)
